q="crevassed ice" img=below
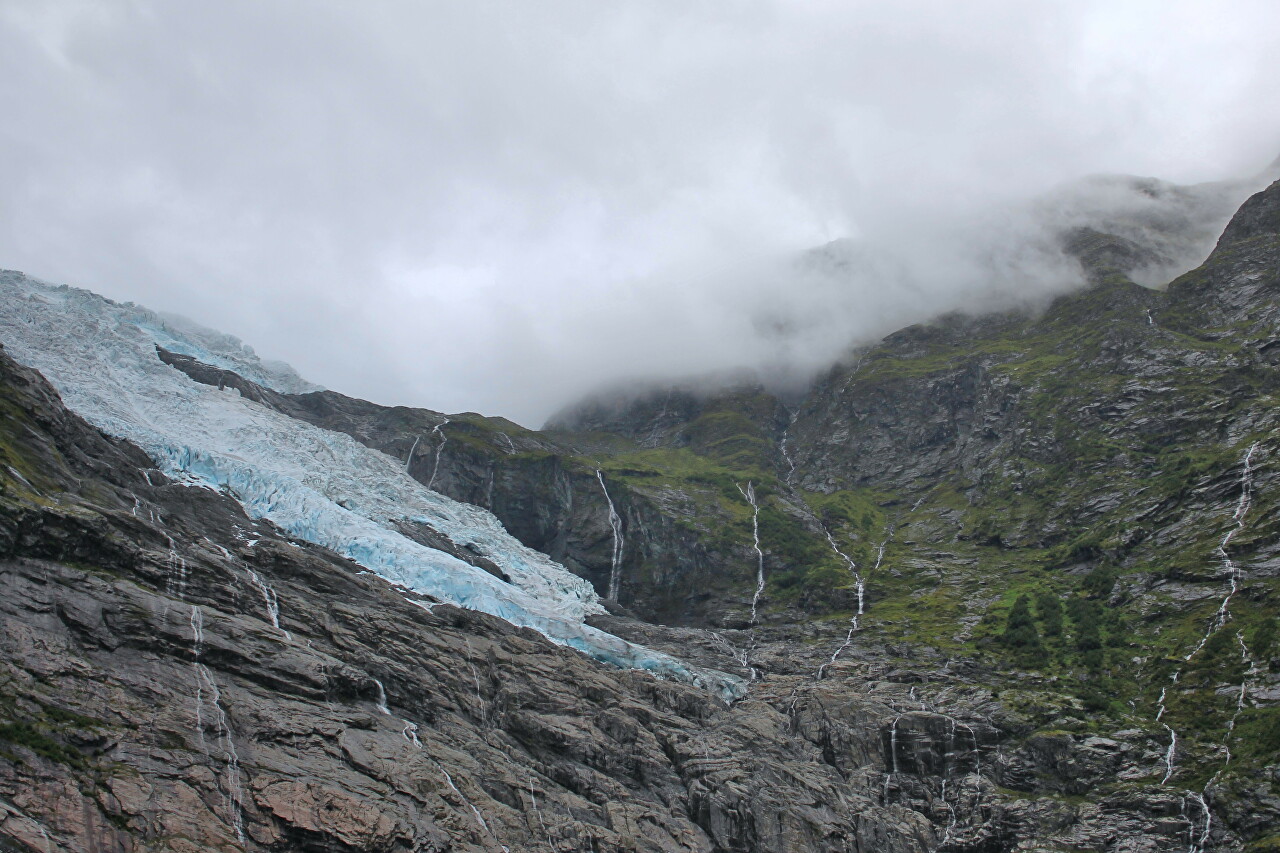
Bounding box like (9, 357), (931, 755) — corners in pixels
(0, 271), (743, 700)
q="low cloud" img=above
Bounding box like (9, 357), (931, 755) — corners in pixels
(2, 1), (1278, 424)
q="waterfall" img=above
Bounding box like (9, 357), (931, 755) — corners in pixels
(1157, 686), (1178, 784)
(883, 714), (902, 804)
(190, 606), (206, 754)
(189, 605), (245, 843)
(1185, 791), (1212, 853)
(1209, 442), (1258, 632)
(817, 527), (864, 679)
(196, 664), (245, 844)
(426, 418), (450, 491)
(394, 717), (504, 845)
(595, 470), (625, 601)
(164, 534), (188, 600)
(404, 435), (421, 473)
(732, 481), (766, 681)
(1150, 441), (1262, 851)
(779, 411), (798, 486)
(704, 627), (755, 684)
(889, 715), (901, 774)
(433, 760), (492, 836)
(936, 778), (957, 852)
(244, 566), (289, 639)
(528, 777), (554, 850)
(373, 679), (391, 715)
(1161, 442), (1260, 780)
(738, 482), (765, 624)
(463, 637), (487, 720)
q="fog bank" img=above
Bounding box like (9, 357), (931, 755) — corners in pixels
(2, 2), (1279, 424)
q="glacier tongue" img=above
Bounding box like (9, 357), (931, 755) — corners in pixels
(0, 271), (743, 700)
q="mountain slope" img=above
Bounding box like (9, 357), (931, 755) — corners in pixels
(1, 178), (1279, 851)
(0, 343), (930, 852)
(0, 272), (740, 697)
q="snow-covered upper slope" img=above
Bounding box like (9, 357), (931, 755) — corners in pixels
(0, 270), (741, 699)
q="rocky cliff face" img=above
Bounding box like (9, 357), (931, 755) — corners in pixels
(4, 340), (1209, 853)
(3, 179), (1280, 851)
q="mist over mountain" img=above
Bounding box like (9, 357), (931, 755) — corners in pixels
(4, 173), (1280, 853)
(4, 2), (1280, 424)
(548, 164), (1275, 421)
(4, 8), (1280, 848)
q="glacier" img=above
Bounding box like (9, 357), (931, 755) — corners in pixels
(0, 270), (743, 700)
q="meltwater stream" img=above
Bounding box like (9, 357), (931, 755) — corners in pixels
(425, 417), (450, 492)
(595, 469), (625, 601)
(189, 605), (245, 844)
(816, 527), (864, 679)
(738, 481), (765, 625)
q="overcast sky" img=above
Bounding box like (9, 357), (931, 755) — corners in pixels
(2, 1), (1279, 425)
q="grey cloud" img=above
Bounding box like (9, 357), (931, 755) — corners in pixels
(1, 1), (1279, 425)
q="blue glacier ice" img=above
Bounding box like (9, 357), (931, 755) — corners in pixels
(0, 270), (743, 700)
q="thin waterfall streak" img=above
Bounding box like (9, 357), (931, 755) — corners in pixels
(189, 604), (204, 653)
(1154, 443), (1262, 813)
(373, 679), (391, 715)
(165, 534), (188, 601)
(873, 538), (888, 572)
(463, 637), (486, 720)
(1199, 440), (1259, 641)
(883, 715), (901, 804)
(1186, 791), (1212, 853)
(188, 605), (243, 842)
(426, 418), (450, 491)
(958, 721), (982, 776)
(197, 663), (245, 843)
(817, 526), (865, 678)
(1160, 724), (1178, 785)
(738, 482), (765, 623)
(704, 628), (755, 684)
(779, 410), (798, 486)
(405, 435), (421, 473)
(595, 470), (625, 600)
(528, 777), (554, 851)
(737, 481), (765, 681)
(244, 566), (289, 639)
(434, 761), (491, 836)
(937, 778), (957, 852)
(190, 606), (207, 756)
